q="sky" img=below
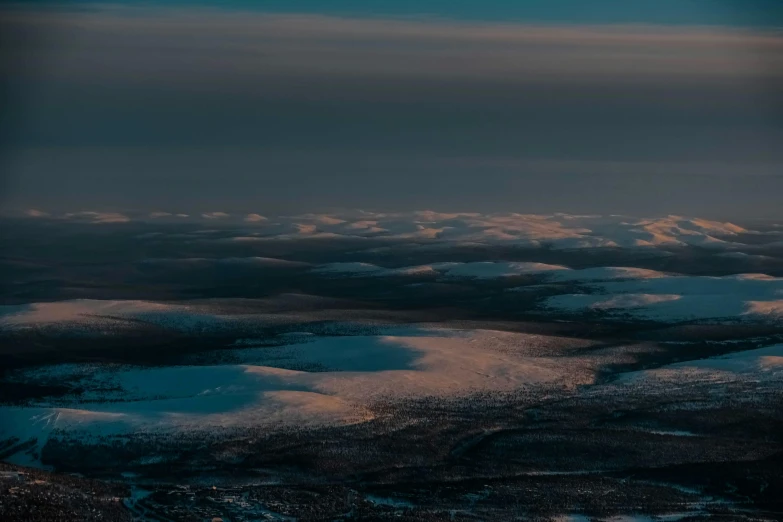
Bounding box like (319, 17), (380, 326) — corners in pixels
(1, 0), (782, 218)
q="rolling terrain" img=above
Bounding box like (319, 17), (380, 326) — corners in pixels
(1, 212), (782, 521)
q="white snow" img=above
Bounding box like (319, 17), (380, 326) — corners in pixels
(61, 211), (130, 224)
(142, 256), (309, 267)
(439, 262), (568, 279)
(543, 273), (783, 323)
(311, 262), (387, 275)
(0, 300), (236, 331)
(313, 262), (672, 282)
(32, 211), (755, 250)
(606, 515), (655, 522)
(0, 328), (594, 460)
(745, 300), (783, 318)
(619, 344), (783, 384)
(717, 252), (773, 261)
(366, 495), (415, 508)
(546, 267), (669, 282)
(311, 261), (567, 279)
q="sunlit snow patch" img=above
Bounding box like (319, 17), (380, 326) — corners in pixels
(0, 328), (595, 467)
(543, 273), (783, 323)
(0, 299), (234, 332)
(618, 344), (783, 384)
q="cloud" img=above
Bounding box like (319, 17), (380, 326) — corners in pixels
(24, 209), (49, 217)
(4, 8), (780, 93)
(244, 213), (268, 222)
(2, 7), (781, 215)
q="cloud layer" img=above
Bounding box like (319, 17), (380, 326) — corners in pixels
(2, 5), (782, 215)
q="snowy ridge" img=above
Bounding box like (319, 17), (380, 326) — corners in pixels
(312, 261), (567, 279)
(619, 344), (783, 384)
(544, 273), (783, 323)
(0, 300), (253, 332)
(0, 328), (594, 463)
(19, 211), (754, 250)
